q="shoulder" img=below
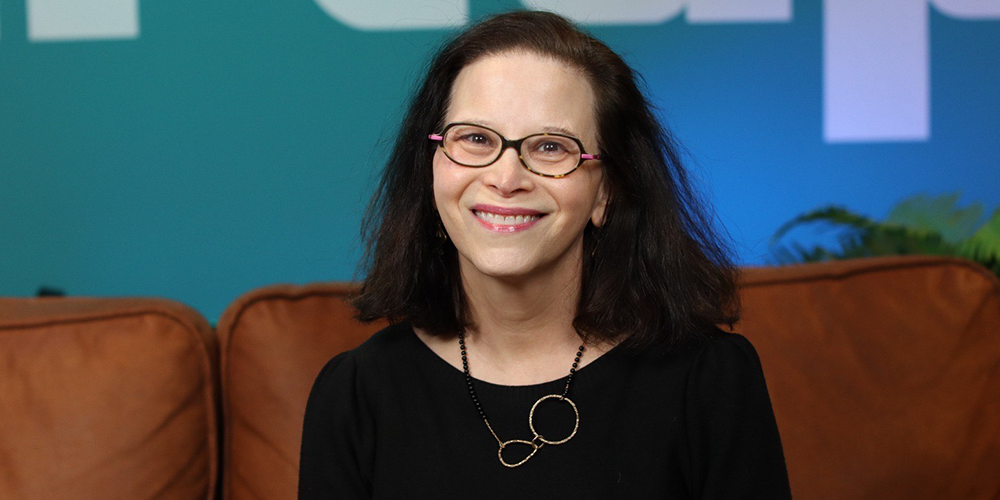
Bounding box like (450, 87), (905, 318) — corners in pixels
(674, 328), (791, 497)
(348, 322), (416, 362)
(667, 326), (763, 372)
(674, 327), (776, 416)
(628, 326), (770, 399)
(605, 327), (767, 397)
(311, 322), (416, 389)
(647, 327), (759, 364)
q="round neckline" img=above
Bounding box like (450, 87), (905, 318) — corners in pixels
(406, 323), (626, 390)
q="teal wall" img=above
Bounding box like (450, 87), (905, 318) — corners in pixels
(2, 1), (999, 321)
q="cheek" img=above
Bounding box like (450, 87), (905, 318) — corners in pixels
(432, 152), (470, 211)
(431, 152), (450, 205)
(431, 166), (442, 211)
(560, 177), (605, 219)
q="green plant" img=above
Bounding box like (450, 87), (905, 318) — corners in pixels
(768, 192), (1000, 278)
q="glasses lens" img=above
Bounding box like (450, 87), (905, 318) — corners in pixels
(522, 134), (582, 176)
(442, 125), (501, 167)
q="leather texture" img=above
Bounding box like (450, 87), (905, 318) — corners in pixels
(216, 283), (384, 500)
(0, 297), (219, 500)
(739, 256), (1000, 499)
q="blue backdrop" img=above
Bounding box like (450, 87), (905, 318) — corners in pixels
(2, 0), (998, 321)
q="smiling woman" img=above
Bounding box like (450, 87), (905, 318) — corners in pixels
(299, 10), (791, 499)
(432, 52), (608, 285)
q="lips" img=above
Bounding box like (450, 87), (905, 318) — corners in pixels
(470, 204), (546, 232)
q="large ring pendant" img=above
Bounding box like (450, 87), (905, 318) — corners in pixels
(529, 394), (579, 445)
(497, 394), (579, 468)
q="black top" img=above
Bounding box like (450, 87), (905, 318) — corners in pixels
(299, 323), (791, 499)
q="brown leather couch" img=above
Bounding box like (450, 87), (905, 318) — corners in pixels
(2, 256), (998, 499)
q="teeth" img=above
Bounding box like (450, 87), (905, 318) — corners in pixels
(474, 211), (540, 225)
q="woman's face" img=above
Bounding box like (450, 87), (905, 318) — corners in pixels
(433, 51), (608, 284)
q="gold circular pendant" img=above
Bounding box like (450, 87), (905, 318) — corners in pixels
(528, 394), (580, 446)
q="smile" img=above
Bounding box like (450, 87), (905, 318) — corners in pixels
(470, 206), (546, 233)
(473, 211), (541, 225)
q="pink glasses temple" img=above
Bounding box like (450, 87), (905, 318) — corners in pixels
(428, 134), (600, 160)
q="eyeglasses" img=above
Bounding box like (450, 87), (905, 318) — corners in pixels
(428, 122), (601, 178)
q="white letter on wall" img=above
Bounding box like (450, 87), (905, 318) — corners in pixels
(27, 0), (138, 41)
(686, 0), (792, 23)
(313, 0), (468, 30)
(521, 0), (684, 25)
(931, 0), (1000, 19)
(824, 0), (928, 142)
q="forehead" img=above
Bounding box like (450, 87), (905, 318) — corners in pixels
(446, 52), (597, 142)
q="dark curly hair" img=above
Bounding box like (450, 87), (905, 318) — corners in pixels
(353, 10), (741, 350)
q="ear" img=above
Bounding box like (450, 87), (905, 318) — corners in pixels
(589, 174), (610, 228)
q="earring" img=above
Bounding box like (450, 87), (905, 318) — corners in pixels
(590, 227), (602, 258)
(436, 219), (448, 255)
(591, 203), (609, 257)
(436, 220), (448, 241)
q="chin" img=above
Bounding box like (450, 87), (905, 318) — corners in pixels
(460, 250), (540, 281)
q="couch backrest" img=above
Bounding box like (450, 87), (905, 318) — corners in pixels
(0, 297), (219, 500)
(216, 283), (384, 500)
(219, 256), (1000, 500)
(738, 256), (1000, 499)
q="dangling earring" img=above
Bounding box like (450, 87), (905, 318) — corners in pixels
(436, 219), (448, 241)
(436, 219), (448, 255)
(591, 228), (602, 257)
(591, 202), (609, 258)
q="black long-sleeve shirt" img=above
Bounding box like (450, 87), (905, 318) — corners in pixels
(299, 322), (791, 499)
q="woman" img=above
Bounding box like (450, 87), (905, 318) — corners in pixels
(300, 11), (791, 499)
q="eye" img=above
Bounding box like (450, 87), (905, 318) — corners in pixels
(464, 133), (492, 145)
(530, 139), (577, 159)
(454, 131), (495, 148)
(537, 141), (568, 154)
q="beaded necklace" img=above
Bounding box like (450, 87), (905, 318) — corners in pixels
(458, 332), (585, 468)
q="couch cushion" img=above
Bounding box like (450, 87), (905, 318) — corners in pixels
(0, 297), (219, 500)
(738, 256), (1000, 499)
(217, 283), (384, 500)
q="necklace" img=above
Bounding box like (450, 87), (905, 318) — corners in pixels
(458, 332), (585, 468)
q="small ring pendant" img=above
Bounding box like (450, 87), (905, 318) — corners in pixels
(497, 394), (580, 468)
(498, 439), (540, 468)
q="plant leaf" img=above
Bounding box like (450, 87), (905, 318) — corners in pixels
(770, 206), (877, 245)
(959, 206), (1000, 275)
(885, 192), (983, 244)
(769, 203), (959, 264)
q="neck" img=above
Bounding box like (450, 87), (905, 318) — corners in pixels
(456, 247), (587, 383)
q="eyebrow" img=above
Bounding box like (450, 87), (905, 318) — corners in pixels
(540, 126), (580, 137)
(455, 120), (582, 138)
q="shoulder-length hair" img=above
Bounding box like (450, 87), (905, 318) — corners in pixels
(353, 10), (741, 349)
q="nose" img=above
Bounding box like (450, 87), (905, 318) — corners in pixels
(482, 146), (533, 196)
